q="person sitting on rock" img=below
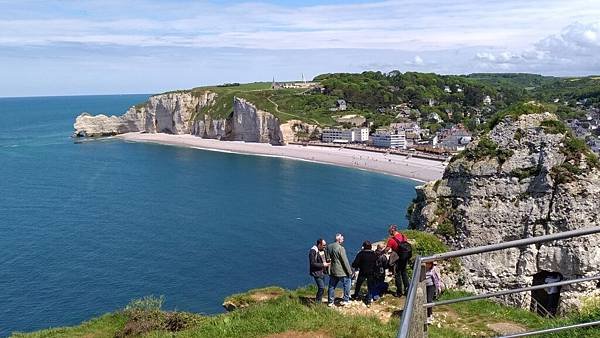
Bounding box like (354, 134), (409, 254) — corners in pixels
(351, 240), (378, 306)
(309, 238), (330, 303)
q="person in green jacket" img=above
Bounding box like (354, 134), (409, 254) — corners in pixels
(326, 233), (353, 306)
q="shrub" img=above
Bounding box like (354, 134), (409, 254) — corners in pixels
(510, 166), (541, 180)
(404, 230), (449, 257)
(116, 296), (202, 337)
(435, 219), (456, 237)
(540, 119), (568, 134)
(404, 230), (460, 273)
(124, 295), (164, 312)
(514, 128), (525, 141)
(487, 102), (548, 130)
(460, 136), (514, 164)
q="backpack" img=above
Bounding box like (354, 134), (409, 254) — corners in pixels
(392, 235), (412, 254)
(374, 254), (388, 279)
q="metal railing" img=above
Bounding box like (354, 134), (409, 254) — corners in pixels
(397, 226), (600, 338)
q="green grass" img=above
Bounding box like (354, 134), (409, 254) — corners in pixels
(14, 288), (396, 338)
(11, 313), (128, 338)
(154, 81), (341, 126)
(14, 287), (600, 338)
(223, 286), (286, 309)
(429, 290), (600, 338)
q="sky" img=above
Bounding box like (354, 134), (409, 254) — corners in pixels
(1, 0), (600, 97)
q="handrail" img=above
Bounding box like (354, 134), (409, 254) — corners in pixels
(424, 275), (600, 308)
(422, 226), (600, 263)
(397, 226), (600, 338)
(498, 320), (600, 338)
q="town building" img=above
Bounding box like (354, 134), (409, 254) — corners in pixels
(271, 75), (319, 90)
(390, 122), (422, 145)
(321, 127), (369, 143)
(428, 112), (443, 123)
(371, 129), (407, 149)
(483, 95), (492, 105)
(330, 99), (347, 111)
(588, 137), (600, 154)
(437, 126), (472, 151)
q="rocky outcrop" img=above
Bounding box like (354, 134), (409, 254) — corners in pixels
(280, 119), (320, 144)
(73, 92), (300, 145)
(74, 92), (214, 137)
(229, 97), (283, 144)
(409, 112), (600, 312)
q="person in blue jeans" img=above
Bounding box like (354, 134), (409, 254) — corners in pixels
(326, 233), (353, 306)
(308, 238), (331, 303)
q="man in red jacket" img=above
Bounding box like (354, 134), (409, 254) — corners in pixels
(386, 224), (410, 297)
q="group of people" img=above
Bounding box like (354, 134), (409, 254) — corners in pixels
(309, 224), (443, 312)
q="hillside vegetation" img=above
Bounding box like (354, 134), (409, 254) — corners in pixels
(159, 72), (600, 134)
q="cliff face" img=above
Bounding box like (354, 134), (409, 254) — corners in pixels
(74, 92), (302, 145)
(409, 112), (600, 311)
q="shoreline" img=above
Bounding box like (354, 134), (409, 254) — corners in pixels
(116, 133), (446, 183)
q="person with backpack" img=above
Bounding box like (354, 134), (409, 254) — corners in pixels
(386, 224), (412, 297)
(351, 240), (378, 306)
(309, 238), (331, 303)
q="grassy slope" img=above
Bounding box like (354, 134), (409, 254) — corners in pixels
(182, 82), (337, 125)
(14, 287), (600, 338)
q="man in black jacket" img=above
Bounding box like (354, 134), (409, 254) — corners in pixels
(309, 238), (330, 303)
(351, 240), (378, 305)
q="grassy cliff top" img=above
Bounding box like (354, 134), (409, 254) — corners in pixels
(159, 82), (339, 125)
(13, 286), (600, 338)
(135, 71), (600, 129)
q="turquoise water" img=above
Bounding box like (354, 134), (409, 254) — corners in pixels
(0, 95), (417, 336)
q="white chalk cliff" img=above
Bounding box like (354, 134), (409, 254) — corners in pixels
(74, 91), (312, 145)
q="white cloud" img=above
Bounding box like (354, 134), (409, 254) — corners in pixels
(473, 21), (600, 73)
(2, 0), (600, 51)
(405, 55), (425, 66)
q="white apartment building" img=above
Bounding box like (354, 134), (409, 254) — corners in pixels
(322, 128), (369, 143)
(371, 130), (407, 149)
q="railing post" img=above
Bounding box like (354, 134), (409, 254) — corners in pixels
(411, 277), (427, 338)
(398, 257), (428, 338)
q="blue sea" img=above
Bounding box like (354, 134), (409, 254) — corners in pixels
(0, 95), (418, 336)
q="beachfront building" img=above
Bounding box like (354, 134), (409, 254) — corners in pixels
(321, 127), (369, 143)
(371, 130), (407, 149)
(437, 125), (472, 151)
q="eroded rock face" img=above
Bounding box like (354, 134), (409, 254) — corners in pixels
(73, 92), (212, 137)
(280, 119), (320, 144)
(73, 92), (294, 145)
(410, 113), (600, 312)
(230, 97), (284, 144)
